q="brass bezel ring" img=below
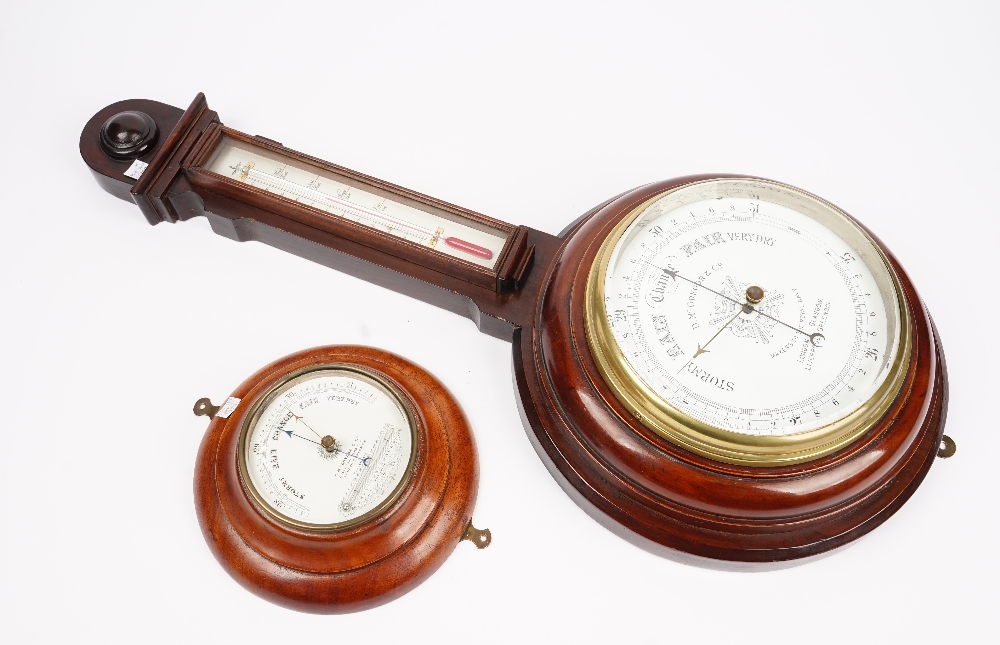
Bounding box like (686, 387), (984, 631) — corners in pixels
(584, 178), (913, 466)
(237, 363), (420, 531)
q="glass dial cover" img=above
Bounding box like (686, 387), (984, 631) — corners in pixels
(239, 367), (416, 529)
(588, 179), (909, 463)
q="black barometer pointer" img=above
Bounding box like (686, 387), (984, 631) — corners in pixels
(287, 411), (373, 465)
(656, 264), (826, 347)
(288, 432), (374, 466)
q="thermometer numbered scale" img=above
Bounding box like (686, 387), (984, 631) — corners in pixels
(82, 95), (952, 582)
(213, 141), (503, 265)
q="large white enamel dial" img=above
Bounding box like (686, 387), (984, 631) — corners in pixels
(239, 367), (416, 528)
(594, 179), (905, 441)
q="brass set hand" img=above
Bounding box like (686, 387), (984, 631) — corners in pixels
(288, 410), (336, 449)
(676, 286), (756, 374)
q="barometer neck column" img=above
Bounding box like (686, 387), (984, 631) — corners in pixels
(80, 93), (564, 340)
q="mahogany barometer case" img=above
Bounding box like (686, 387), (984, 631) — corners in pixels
(81, 93), (952, 606)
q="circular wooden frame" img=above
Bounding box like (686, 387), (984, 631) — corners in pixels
(513, 175), (948, 568)
(194, 345), (480, 612)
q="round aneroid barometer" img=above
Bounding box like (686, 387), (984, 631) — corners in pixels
(239, 367), (416, 530)
(584, 178), (909, 466)
(82, 95), (953, 571)
(191, 346), (490, 613)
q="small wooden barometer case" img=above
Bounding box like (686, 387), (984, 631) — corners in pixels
(191, 345), (489, 613)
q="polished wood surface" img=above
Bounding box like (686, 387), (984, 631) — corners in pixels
(82, 95), (949, 568)
(517, 176), (947, 564)
(193, 346), (480, 612)
(79, 98), (183, 204)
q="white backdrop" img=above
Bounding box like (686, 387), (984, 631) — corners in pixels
(1, 2), (996, 642)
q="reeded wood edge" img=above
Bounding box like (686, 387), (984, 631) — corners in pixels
(516, 320), (946, 569)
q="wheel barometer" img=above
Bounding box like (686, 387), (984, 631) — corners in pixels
(191, 345), (489, 612)
(81, 94), (953, 578)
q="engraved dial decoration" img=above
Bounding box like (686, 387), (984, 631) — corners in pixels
(594, 179), (903, 439)
(240, 367), (415, 528)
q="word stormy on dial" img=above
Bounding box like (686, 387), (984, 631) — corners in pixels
(684, 362), (735, 392)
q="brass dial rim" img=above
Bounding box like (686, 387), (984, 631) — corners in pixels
(583, 178), (913, 466)
(237, 362), (419, 531)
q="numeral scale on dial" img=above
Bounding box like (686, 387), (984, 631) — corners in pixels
(603, 196), (894, 436)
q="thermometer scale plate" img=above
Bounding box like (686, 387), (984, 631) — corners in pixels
(205, 136), (507, 267)
(82, 94), (951, 569)
(183, 124), (533, 294)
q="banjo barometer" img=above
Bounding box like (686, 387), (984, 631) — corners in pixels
(81, 94), (952, 569)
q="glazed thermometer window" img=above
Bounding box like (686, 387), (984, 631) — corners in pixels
(204, 136), (509, 268)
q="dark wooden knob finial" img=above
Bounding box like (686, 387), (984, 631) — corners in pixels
(99, 110), (158, 159)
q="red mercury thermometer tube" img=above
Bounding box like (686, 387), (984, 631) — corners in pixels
(238, 163), (494, 260)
